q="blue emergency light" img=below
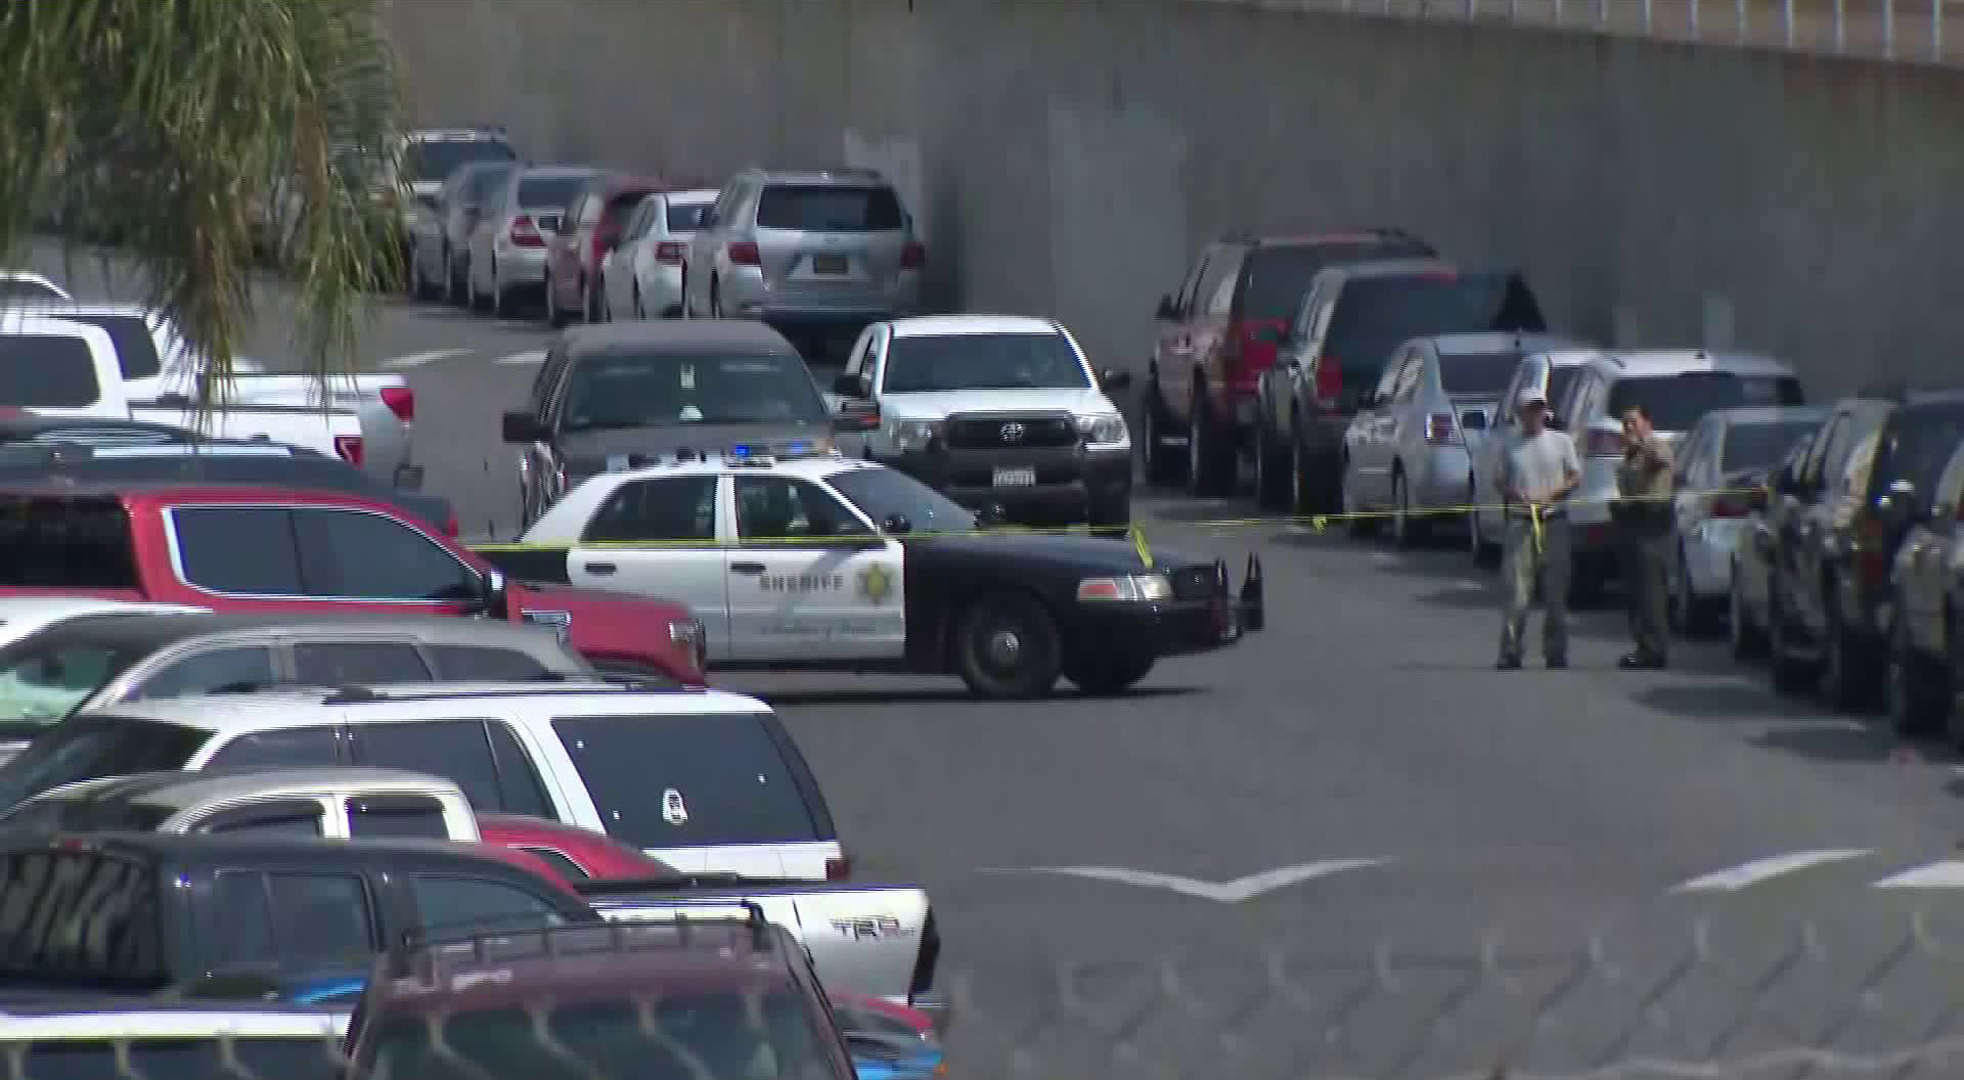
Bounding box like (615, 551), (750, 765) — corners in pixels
(730, 444), (753, 458)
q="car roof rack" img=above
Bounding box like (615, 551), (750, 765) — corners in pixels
(318, 681), (693, 705)
(390, 906), (774, 974)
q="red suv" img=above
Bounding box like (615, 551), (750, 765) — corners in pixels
(1142, 230), (1437, 496)
(0, 483), (706, 682)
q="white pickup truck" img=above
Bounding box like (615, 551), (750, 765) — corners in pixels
(0, 304), (416, 486)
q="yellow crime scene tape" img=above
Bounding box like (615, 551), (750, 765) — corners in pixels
(466, 487), (1766, 562)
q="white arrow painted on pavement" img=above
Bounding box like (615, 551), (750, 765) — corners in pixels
(494, 350), (548, 366)
(997, 860), (1390, 903)
(1670, 849), (1872, 892)
(378, 348), (470, 369)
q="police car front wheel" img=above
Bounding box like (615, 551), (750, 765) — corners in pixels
(955, 594), (1061, 698)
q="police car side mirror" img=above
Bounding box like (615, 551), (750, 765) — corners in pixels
(832, 373), (870, 399)
(880, 513), (912, 534)
(502, 411), (547, 444)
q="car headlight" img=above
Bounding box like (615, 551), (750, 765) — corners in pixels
(1077, 413), (1129, 447)
(1076, 573), (1172, 602)
(889, 419), (942, 452)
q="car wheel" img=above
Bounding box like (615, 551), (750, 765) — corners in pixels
(491, 261), (512, 319)
(954, 594), (1061, 699)
(1729, 567), (1766, 660)
(447, 248), (468, 307)
(1140, 376), (1184, 487)
(1819, 600), (1874, 712)
(1390, 469), (1422, 547)
(545, 272), (567, 328)
(1289, 426), (1314, 516)
(1887, 613), (1946, 737)
(710, 279), (725, 319)
(1253, 420), (1288, 510)
(1342, 456), (1376, 537)
(1186, 385), (1234, 498)
(1768, 599), (1817, 694)
(1064, 653), (1155, 697)
(1672, 549), (1715, 638)
(585, 278), (601, 323)
(633, 285), (646, 321)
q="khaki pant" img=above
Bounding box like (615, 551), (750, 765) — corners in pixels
(1499, 515), (1570, 664)
(1622, 531), (1672, 659)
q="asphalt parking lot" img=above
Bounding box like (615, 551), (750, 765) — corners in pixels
(40, 240), (1964, 1076)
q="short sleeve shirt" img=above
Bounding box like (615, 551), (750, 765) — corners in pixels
(1500, 429), (1580, 507)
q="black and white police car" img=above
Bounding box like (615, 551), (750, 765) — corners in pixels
(474, 445), (1262, 697)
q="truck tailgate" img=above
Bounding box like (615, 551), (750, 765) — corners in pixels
(580, 880), (940, 1011)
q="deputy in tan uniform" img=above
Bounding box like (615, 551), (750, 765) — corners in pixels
(1612, 402), (1674, 669)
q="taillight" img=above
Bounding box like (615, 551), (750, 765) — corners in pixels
(509, 215), (545, 248)
(1314, 360), (1342, 410)
(836, 405), (881, 432)
(442, 511), (459, 537)
(1424, 412), (1460, 446)
(333, 435), (365, 466)
(378, 386), (414, 423)
(727, 240), (761, 266)
(1710, 495), (1749, 518)
(1584, 429), (1624, 457)
(825, 855), (851, 881)
(900, 241), (925, 270)
(654, 241), (685, 265)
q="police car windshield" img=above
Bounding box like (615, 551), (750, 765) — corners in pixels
(829, 468), (976, 534)
(560, 354), (829, 431)
(882, 333), (1089, 393)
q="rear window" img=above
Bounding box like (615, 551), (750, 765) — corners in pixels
(463, 164), (517, 202)
(0, 633), (143, 727)
(518, 176), (589, 210)
(668, 202), (711, 232)
(18, 1036), (344, 1080)
(39, 314), (163, 380)
(1236, 241), (1433, 323)
(0, 715), (209, 813)
(0, 280), (63, 302)
(756, 184), (904, 232)
(1604, 373), (1805, 433)
(552, 714), (820, 848)
(1437, 349), (1528, 396)
(0, 335), (100, 407)
(1327, 273), (1546, 382)
(560, 353), (828, 430)
(1720, 419), (1819, 472)
(0, 849), (165, 985)
(0, 496), (141, 590)
(1868, 404), (1964, 501)
(405, 138), (517, 184)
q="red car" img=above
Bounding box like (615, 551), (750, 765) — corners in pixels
(0, 483), (706, 682)
(477, 812), (678, 883)
(544, 173), (670, 326)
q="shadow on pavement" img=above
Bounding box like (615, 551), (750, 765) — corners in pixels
(1748, 722), (1904, 762)
(1631, 682), (1808, 719)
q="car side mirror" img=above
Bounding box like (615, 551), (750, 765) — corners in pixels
(479, 570), (508, 617)
(832, 373), (870, 399)
(1459, 410), (1488, 432)
(880, 513), (912, 535)
(501, 411), (548, 444)
(1098, 367), (1133, 391)
(1155, 295), (1177, 321)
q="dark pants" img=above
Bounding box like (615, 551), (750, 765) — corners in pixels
(1621, 531), (1671, 659)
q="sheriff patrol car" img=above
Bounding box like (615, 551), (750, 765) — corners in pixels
(474, 446), (1262, 697)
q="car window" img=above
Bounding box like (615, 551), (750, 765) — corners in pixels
(425, 646), (555, 681)
(1173, 253), (1210, 317)
(517, 175), (589, 209)
(1371, 353), (1406, 400)
(1868, 404), (1964, 504)
(171, 508), (305, 595)
(1604, 374), (1806, 433)
(0, 640), (134, 726)
(582, 475), (719, 543)
(0, 279), (63, 301)
(200, 802), (327, 838)
(204, 726), (342, 771)
(464, 163), (516, 203)
(485, 722), (555, 818)
(351, 720), (503, 811)
(620, 197), (656, 241)
(411, 875), (567, 940)
(291, 643), (433, 684)
(881, 333), (1088, 393)
(1720, 420), (1819, 474)
(667, 200), (712, 233)
(518, 847), (589, 881)
(0, 495), (142, 589)
(1436, 348), (1528, 397)
(17, 1037), (345, 1080)
(0, 716), (211, 810)
(559, 352), (829, 430)
(291, 508), (480, 601)
(0, 799), (172, 834)
(1326, 272), (1546, 389)
(552, 713), (820, 848)
(734, 476), (874, 541)
(266, 872), (374, 965)
(1194, 253), (1240, 321)
(1934, 444), (1964, 510)
(403, 138), (516, 184)
(0, 334), (101, 407)
(211, 871), (278, 967)
(828, 466), (974, 535)
(39, 313), (165, 381)
(755, 183), (903, 231)
(347, 794), (452, 839)
(1236, 241), (1432, 324)
(134, 647), (279, 699)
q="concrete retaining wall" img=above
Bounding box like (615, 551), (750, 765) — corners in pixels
(389, 0), (1964, 395)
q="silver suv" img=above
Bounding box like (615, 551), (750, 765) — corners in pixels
(681, 168), (923, 333)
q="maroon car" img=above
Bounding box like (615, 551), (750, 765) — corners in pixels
(544, 173), (669, 327)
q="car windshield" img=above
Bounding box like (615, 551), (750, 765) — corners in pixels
(882, 333), (1088, 393)
(1328, 273), (1546, 387)
(0, 715), (209, 812)
(668, 202), (712, 232)
(1438, 349), (1528, 396)
(0, 280), (61, 302)
(1237, 240), (1434, 323)
(0, 334), (101, 407)
(405, 138), (516, 184)
(0, 638), (140, 728)
(1604, 373), (1805, 432)
(518, 176), (590, 210)
(560, 353), (828, 430)
(369, 991), (831, 1080)
(828, 467), (977, 534)
(1720, 420), (1820, 472)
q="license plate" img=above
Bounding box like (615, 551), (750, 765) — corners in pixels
(993, 467), (1036, 487)
(811, 254), (848, 275)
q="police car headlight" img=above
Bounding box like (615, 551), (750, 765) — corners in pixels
(1077, 413), (1129, 448)
(1076, 573), (1172, 602)
(889, 419), (942, 452)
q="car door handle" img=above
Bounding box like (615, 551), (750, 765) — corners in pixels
(730, 562), (767, 575)
(583, 562), (617, 575)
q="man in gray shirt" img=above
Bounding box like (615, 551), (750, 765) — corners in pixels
(1495, 386), (1582, 669)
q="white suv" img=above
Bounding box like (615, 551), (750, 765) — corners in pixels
(0, 1002), (347, 1078)
(0, 682), (847, 879)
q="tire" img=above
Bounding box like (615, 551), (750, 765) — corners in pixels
(1818, 599), (1875, 713)
(954, 594), (1061, 699)
(1887, 613), (1947, 737)
(1390, 469), (1424, 547)
(1673, 548), (1719, 638)
(471, 261), (492, 312)
(584, 278), (601, 323)
(447, 249), (469, 307)
(633, 285), (646, 321)
(1140, 377), (1184, 487)
(1768, 599), (1818, 694)
(1065, 653), (1155, 696)
(1253, 419), (1288, 510)
(1186, 386), (1235, 498)
(1288, 425), (1318, 516)
(1342, 456), (1376, 538)
(1729, 567), (1767, 660)
(710, 279), (725, 319)
(545, 273), (567, 328)
(411, 249), (439, 301)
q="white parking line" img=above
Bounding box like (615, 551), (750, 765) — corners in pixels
(1872, 861), (1964, 889)
(1670, 849), (1873, 892)
(378, 348), (471, 370)
(992, 860), (1392, 903)
(494, 350), (547, 366)
(1368, 552), (1401, 568)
